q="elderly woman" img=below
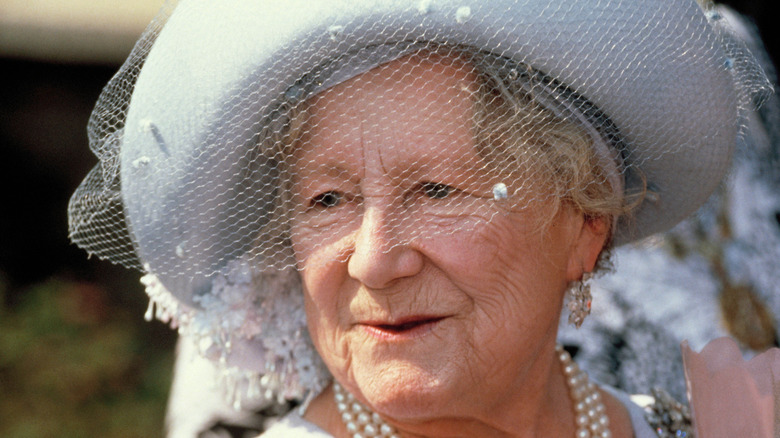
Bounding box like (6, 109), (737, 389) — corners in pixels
(68, 0), (772, 437)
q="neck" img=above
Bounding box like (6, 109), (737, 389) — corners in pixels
(305, 343), (577, 438)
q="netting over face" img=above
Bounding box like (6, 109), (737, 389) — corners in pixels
(67, 0), (771, 405)
(263, 48), (629, 274)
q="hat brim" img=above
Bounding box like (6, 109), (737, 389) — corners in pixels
(120, 0), (738, 303)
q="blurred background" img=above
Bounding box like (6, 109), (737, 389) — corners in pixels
(1, 1), (172, 437)
(0, 1), (777, 437)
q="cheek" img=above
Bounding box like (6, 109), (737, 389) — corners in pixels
(299, 262), (352, 363)
(425, 217), (570, 324)
(293, 229), (355, 315)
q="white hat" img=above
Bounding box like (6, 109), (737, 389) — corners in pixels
(68, 0), (770, 406)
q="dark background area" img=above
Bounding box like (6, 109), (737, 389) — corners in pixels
(0, 28), (176, 438)
(0, 1), (776, 437)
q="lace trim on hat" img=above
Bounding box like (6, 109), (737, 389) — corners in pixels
(140, 258), (331, 409)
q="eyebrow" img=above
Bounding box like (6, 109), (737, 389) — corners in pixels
(293, 161), (361, 183)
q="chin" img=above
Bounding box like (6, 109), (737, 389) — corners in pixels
(349, 357), (463, 420)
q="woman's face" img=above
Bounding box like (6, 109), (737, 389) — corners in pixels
(290, 56), (606, 421)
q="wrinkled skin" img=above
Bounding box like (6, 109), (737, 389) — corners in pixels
(291, 56), (618, 437)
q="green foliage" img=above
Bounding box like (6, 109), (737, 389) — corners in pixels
(0, 278), (174, 438)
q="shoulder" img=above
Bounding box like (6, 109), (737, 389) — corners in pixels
(259, 411), (332, 438)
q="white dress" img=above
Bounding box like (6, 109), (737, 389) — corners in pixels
(260, 388), (657, 438)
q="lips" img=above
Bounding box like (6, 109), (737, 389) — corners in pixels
(375, 316), (445, 332)
(359, 315), (447, 340)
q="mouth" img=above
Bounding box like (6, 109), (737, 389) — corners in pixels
(376, 317), (445, 332)
(359, 316), (447, 340)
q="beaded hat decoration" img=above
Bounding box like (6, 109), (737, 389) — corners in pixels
(68, 0), (771, 407)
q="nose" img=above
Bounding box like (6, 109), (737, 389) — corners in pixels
(347, 205), (424, 290)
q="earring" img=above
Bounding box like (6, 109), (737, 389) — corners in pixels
(567, 272), (593, 328)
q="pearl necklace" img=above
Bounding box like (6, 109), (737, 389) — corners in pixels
(333, 345), (611, 438)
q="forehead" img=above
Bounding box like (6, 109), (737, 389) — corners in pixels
(295, 54), (481, 173)
(309, 53), (477, 118)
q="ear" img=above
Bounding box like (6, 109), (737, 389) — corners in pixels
(565, 215), (610, 282)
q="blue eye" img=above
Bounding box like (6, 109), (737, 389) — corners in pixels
(311, 191), (342, 208)
(421, 182), (452, 199)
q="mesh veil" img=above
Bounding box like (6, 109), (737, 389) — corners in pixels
(69, 0), (177, 270)
(67, 0), (772, 406)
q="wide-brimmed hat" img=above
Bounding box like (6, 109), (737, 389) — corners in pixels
(68, 0), (769, 406)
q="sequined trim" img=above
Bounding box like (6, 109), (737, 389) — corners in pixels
(643, 388), (695, 437)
